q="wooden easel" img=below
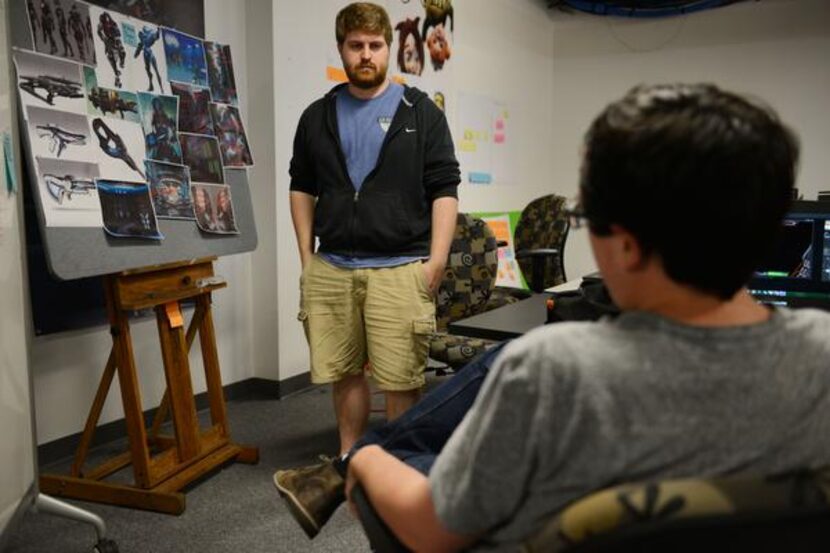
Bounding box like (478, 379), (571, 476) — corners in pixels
(40, 257), (258, 515)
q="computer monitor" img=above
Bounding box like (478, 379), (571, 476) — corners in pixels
(749, 200), (830, 309)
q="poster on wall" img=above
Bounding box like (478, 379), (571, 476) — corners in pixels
(204, 41), (238, 106)
(13, 49), (86, 115)
(170, 81), (212, 135)
(127, 22), (167, 93)
(88, 6), (132, 89)
(83, 66), (140, 122)
(35, 156), (103, 227)
(180, 132), (223, 184)
(25, 0), (97, 66)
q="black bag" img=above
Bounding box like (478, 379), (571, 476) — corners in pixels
(546, 276), (619, 323)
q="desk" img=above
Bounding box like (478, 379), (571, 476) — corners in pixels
(447, 278), (587, 341)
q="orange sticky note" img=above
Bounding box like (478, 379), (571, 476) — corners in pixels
(165, 302), (184, 328)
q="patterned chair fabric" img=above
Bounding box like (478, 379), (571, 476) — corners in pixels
(429, 213), (499, 369)
(513, 193), (570, 291)
(522, 466), (830, 552)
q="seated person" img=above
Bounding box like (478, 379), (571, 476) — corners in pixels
(273, 83), (830, 551)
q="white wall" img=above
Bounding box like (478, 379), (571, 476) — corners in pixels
(0, 0), (35, 537)
(30, 0), (256, 445)
(549, 0), (830, 279)
(272, 0), (560, 380)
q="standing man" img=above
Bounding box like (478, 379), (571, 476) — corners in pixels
(287, 2), (459, 456)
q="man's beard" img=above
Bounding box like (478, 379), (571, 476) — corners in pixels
(345, 62), (387, 89)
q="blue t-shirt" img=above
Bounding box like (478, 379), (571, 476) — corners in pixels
(324, 82), (422, 269)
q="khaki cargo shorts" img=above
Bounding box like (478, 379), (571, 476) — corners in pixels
(298, 256), (436, 391)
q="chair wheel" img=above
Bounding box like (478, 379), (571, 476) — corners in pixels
(93, 538), (119, 553)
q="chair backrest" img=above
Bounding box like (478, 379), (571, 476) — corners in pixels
(523, 466), (830, 553)
(514, 194), (570, 289)
(435, 213), (499, 332)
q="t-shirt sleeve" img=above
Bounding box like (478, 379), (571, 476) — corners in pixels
(289, 111), (318, 196)
(428, 346), (543, 536)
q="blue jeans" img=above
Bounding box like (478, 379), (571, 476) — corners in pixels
(351, 342), (509, 475)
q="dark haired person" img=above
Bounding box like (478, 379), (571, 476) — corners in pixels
(275, 83), (830, 550)
(285, 1), (459, 461)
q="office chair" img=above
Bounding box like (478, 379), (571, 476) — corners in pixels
(429, 213), (499, 372)
(488, 194), (571, 311)
(353, 466), (830, 553)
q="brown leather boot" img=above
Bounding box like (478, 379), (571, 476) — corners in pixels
(273, 461), (346, 538)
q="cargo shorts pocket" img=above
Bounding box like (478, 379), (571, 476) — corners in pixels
(297, 309), (310, 342)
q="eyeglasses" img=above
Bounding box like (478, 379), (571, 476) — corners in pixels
(563, 200), (588, 230)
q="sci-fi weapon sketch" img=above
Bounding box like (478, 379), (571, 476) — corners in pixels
(43, 173), (95, 204)
(35, 124), (87, 157)
(19, 74), (84, 105)
(92, 117), (145, 178)
(88, 87), (138, 118)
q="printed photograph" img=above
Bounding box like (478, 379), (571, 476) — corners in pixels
(191, 183), (238, 234)
(96, 178), (163, 239)
(35, 156), (103, 227)
(26, 105), (95, 163)
(180, 133), (223, 184)
(204, 41), (237, 106)
(83, 66), (141, 122)
(138, 92), (182, 164)
(393, 18), (424, 76)
(25, 0), (97, 66)
(170, 81), (212, 135)
(423, 0), (453, 72)
(162, 28), (207, 88)
(89, 6), (132, 89)
(126, 21), (167, 93)
(210, 103), (253, 167)
(145, 160), (193, 219)
(90, 116), (146, 181)
(14, 49), (85, 115)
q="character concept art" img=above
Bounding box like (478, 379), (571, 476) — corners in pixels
(88, 87), (138, 118)
(19, 74), (84, 105)
(213, 186), (236, 232)
(144, 96), (181, 163)
(205, 42), (237, 105)
(180, 134), (223, 183)
(134, 26), (164, 92)
(192, 184), (214, 230)
(68, 4), (87, 62)
(97, 12), (126, 87)
(162, 28), (207, 87)
(27, 0), (40, 37)
(54, 0), (74, 58)
(170, 82), (212, 135)
(422, 0), (453, 71)
(395, 18), (423, 76)
(42, 173), (95, 204)
(145, 161), (193, 219)
(210, 103), (252, 167)
(40, 0), (58, 55)
(92, 117), (144, 178)
(36, 124), (86, 157)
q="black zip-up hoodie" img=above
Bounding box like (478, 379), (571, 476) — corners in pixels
(289, 83), (460, 257)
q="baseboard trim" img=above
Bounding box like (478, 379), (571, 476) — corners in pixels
(37, 373), (313, 467)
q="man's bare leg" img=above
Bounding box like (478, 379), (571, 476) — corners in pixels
(333, 373), (371, 455)
(384, 388), (421, 422)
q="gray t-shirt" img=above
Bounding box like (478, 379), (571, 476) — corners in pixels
(429, 307), (830, 551)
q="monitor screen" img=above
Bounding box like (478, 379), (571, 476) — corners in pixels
(749, 200), (830, 308)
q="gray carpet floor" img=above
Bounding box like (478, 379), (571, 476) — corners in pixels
(5, 384), (397, 553)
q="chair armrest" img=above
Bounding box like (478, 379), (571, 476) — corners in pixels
(351, 483), (411, 553)
(516, 248), (560, 258)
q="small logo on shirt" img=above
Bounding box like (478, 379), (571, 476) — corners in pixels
(405, 127), (416, 133)
(378, 116), (392, 133)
